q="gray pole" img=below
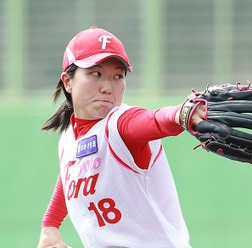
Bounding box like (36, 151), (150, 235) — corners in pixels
(213, 0), (233, 83)
(140, 0), (164, 96)
(3, 0), (27, 102)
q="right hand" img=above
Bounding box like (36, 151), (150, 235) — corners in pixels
(37, 227), (71, 248)
(175, 102), (206, 129)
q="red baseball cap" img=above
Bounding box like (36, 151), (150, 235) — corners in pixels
(62, 26), (132, 72)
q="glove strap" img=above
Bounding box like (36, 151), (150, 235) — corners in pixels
(179, 98), (208, 134)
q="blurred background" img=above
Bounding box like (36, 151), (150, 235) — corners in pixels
(1, 0), (252, 247)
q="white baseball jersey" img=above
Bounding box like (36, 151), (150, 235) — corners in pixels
(59, 105), (191, 248)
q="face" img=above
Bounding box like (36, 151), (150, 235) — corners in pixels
(61, 58), (126, 120)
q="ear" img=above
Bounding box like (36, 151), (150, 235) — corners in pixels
(61, 72), (72, 93)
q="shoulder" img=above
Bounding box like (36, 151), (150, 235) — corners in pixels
(109, 104), (145, 120)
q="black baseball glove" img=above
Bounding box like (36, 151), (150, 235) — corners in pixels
(179, 82), (252, 163)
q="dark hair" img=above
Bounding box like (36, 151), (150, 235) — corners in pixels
(41, 64), (78, 133)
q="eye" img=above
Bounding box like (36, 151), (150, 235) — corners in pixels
(114, 74), (124, 80)
(91, 71), (101, 77)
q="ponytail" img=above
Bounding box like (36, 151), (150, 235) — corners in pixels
(41, 64), (78, 133)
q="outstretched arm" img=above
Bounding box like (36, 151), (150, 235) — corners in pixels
(117, 105), (205, 170)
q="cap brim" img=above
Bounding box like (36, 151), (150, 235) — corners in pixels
(74, 53), (132, 72)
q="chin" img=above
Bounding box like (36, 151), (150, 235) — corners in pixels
(97, 107), (113, 119)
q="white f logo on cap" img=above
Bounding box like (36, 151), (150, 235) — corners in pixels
(98, 35), (112, 49)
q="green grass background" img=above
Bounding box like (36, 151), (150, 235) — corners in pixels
(1, 95), (252, 248)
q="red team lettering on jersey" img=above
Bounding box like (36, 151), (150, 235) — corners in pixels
(63, 153), (122, 228)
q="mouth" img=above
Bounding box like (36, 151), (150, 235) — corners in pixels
(94, 99), (113, 105)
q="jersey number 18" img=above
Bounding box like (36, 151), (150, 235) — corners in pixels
(88, 198), (122, 227)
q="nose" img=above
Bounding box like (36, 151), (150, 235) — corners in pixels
(100, 80), (112, 94)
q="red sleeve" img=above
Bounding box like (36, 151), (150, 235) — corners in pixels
(41, 174), (68, 228)
(118, 105), (183, 142)
(118, 105), (183, 169)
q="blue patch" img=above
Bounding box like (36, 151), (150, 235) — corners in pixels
(76, 135), (98, 158)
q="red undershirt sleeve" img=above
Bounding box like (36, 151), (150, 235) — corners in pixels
(118, 105), (183, 143)
(118, 105), (184, 169)
(152, 106), (184, 137)
(41, 174), (68, 228)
